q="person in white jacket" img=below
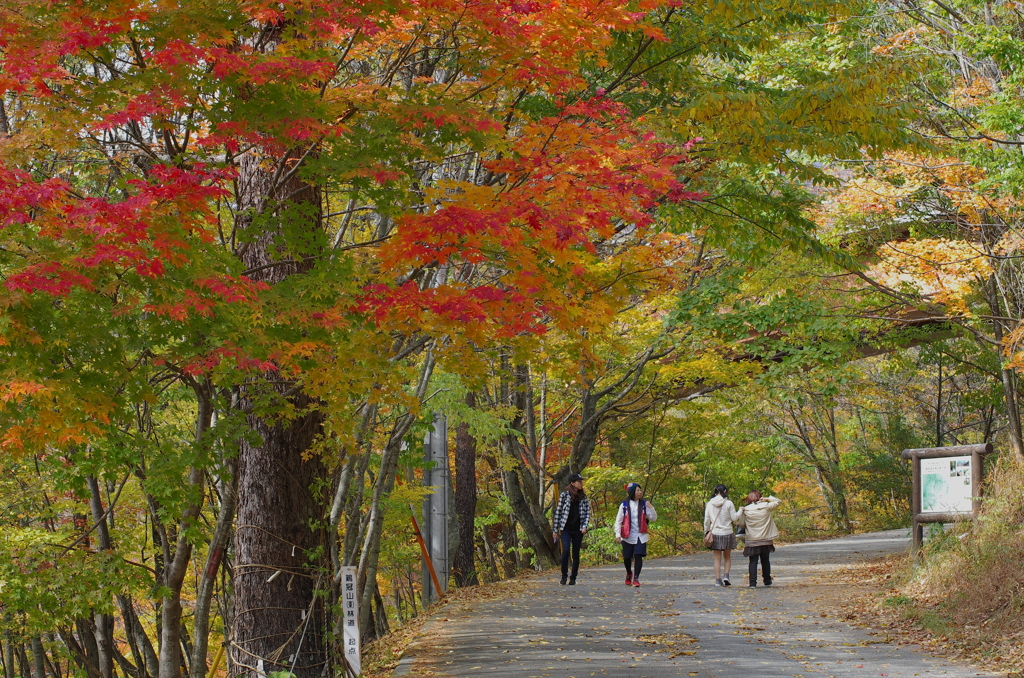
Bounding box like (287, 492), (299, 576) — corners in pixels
(703, 484), (740, 586)
(739, 491), (781, 588)
(613, 482), (657, 587)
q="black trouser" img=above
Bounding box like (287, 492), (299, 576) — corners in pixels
(748, 551), (771, 584)
(622, 541), (645, 578)
(560, 530), (583, 579)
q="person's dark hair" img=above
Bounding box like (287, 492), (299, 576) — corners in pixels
(627, 483), (642, 501)
(712, 483), (728, 498)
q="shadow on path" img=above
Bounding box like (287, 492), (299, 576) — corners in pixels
(395, 530), (998, 677)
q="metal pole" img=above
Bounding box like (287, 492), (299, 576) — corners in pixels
(421, 415), (449, 603)
(431, 416), (448, 595)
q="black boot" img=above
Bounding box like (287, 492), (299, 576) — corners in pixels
(560, 575), (567, 585)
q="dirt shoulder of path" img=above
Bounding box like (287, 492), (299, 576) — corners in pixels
(817, 554), (1023, 678)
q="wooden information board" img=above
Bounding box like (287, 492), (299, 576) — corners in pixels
(901, 443), (992, 554)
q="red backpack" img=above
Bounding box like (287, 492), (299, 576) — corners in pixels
(620, 499), (648, 538)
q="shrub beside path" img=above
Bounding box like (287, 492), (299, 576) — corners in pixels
(392, 530), (999, 677)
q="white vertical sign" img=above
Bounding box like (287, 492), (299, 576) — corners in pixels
(339, 566), (360, 675)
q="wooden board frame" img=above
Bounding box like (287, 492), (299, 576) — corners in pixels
(901, 443), (993, 554)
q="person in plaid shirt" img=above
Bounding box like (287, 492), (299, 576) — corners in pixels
(552, 473), (591, 585)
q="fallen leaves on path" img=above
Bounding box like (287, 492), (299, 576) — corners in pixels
(362, 572), (541, 678)
(636, 631), (700, 657)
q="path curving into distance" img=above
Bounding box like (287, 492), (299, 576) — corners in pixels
(394, 530), (997, 678)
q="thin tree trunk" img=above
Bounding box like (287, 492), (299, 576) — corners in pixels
(189, 458), (237, 678)
(452, 392), (478, 587)
(43, 636), (63, 678)
(5, 632), (15, 678)
(481, 526), (500, 581)
(85, 477), (114, 678)
(987, 275), (1024, 458)
(354, 433), (404, 643)
(499, 462), (556, 568)
(499, 362), (556, 568)
(538, 371), (547, 509)
(333, 403), (377, 569)
(72, 620), (100, 678)
(372, 584), (390, 638)
(118, 597), (157, 678)
(30, 637), (46, 678)
(17, 644), (28, 678)
(158, 391), (212, 678)
(0, 98), (9, 137)
(355, 352), (435, 639)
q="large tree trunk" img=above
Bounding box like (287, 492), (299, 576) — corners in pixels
(230, 146), (328, 677)
(232, 396), (326, 678)
(452, 393), (478, 587)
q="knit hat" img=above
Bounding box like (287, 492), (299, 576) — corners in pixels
(625, 482), (640, 496)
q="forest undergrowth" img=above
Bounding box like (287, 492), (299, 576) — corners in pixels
(824, 458), (1024, 677)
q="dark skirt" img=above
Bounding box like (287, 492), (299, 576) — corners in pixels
(708, 533), (736, 551)
(622, 540), (648, 559)
(743, 544), (776, 557)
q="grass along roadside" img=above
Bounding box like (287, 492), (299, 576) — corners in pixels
(819, 554), (1021, 677)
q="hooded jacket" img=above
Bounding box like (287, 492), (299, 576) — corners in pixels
(703, 495), (740, 536)
(738, 496), (781, 543)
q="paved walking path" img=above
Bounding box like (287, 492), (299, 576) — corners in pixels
(394, 530), (999, 677)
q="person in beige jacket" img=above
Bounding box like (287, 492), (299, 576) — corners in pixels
(738, 491), (781, 588)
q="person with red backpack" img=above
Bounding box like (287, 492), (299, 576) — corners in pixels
(613, 482), (657, 587)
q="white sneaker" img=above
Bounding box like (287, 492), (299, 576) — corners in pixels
(715, 579), (723, 587)
(722, 576), (731, 586)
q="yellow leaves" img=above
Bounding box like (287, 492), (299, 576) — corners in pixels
(871, 238), (991, 314)
(829, 175), (922, 217)
(0, 380), (48, 403)
(871, 25), (929, 55)
(661, 352), (761, 390)
(948, 77), (995, 108)
(424, 180), (499, 212)
(1003, 326), (1024, 374)
(0, 377), (116, 456)
(995, 230), (1024, 257)
(817, 151), (1018, 228)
